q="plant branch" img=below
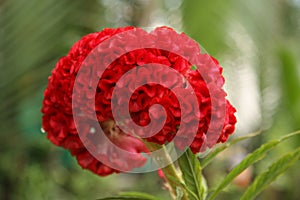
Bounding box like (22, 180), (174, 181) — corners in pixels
(144, 141), (189, 200)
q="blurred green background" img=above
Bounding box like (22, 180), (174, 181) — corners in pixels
(1, 0), (300, 199)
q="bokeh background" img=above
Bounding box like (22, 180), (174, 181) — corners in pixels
(1, 0), (300, 199)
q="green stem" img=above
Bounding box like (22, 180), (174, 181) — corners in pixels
(144, 141), (189, 200)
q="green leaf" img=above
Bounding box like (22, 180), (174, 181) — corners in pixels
(97, 197), (155, 200)
(208, 130), (300, 200)
(202, 130), (262, 168)
(176, 187), (184, 200)
(165, 174), (199, 200)
(178, 149), (206, 200)
(200, 173), (208, 199)
(240, 147), (300, 200)
(119, 192), (162, 200)
(98, 192), (162, 200)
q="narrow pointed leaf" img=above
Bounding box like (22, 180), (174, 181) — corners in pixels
(208, 130), (300, 200)
(97, 197), (157, 200)
(98, 192), (162, 200)
(178, 149), (206, 200)
(165, 174), (199, 200)
(240, 147), (300, 200)
(119, 192), (162, 200)
(202, 130), (262, 168)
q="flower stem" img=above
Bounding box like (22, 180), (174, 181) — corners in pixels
(144, 141), (189, 200)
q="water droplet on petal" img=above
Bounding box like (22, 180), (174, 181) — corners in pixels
(90, 127), (96, 134)
(40, 127), (45, 134)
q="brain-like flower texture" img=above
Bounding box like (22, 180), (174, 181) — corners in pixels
(41, 26), (236, 176)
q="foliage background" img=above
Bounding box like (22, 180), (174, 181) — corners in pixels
(1, 0), (299, 199)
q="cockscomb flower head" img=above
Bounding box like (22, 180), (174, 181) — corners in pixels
(41, 26), (236, 176)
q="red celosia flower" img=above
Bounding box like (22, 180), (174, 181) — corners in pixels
(41, 26), (236, 176)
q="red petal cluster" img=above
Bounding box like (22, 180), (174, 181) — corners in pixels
(42, 26), (236, 176)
